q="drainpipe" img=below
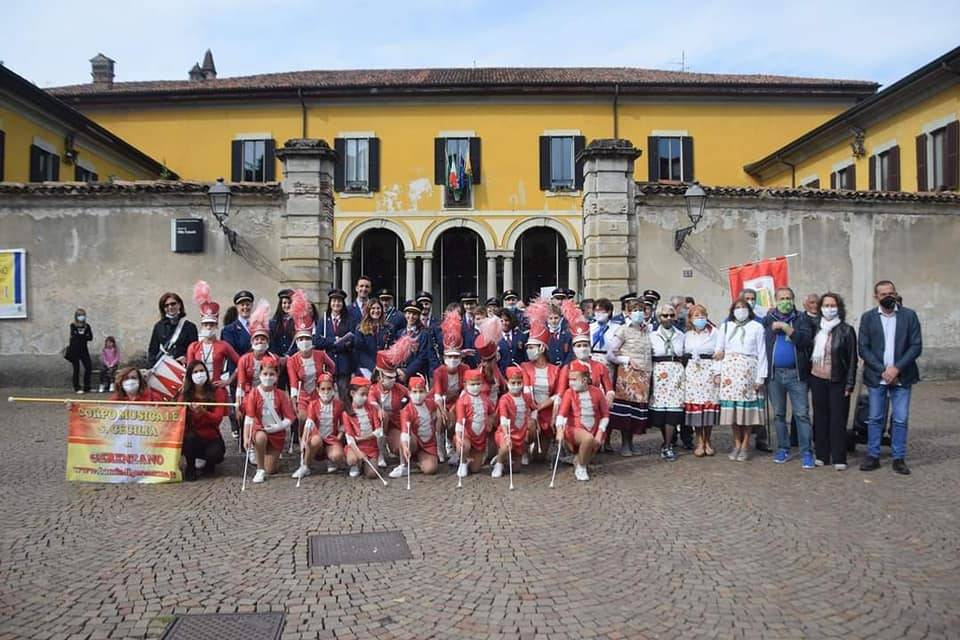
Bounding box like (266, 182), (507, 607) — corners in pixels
(298, 87), (307, 138)
(612, 83), (620, 138)
(779, 157), (797, 188)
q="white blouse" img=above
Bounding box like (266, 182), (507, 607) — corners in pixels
(650, 327), (685, 358)
(714, 320), (768, 383)
(684, 328), (720, 374)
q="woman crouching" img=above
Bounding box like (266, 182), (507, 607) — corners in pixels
(454, 369), (496, 478)
(392, 374), (440, 478)
(342, 376), (384, 479)
(180, 360), (228, 481)
(293, 372), (346, 480)
(243, 356), (295, 484)
(492, 367), (536, 479)
(556, 360), (610, 481)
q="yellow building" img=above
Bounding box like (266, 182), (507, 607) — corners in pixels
(0, 58), (173, 184)
(48, 52), (878, 307)
(747, 45), (960, 192)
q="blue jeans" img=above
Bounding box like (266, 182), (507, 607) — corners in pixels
(768, 368), (812, 455)
(867, 384), (911, 459)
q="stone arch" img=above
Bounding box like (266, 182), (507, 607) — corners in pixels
(339, 217), (414, 253)
(504, 216), (581, 252)
(420, 217), (497, 252)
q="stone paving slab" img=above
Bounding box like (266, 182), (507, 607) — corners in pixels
(1, 382), (959, 639)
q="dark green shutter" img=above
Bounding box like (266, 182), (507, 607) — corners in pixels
(263, 139), (276, 181)
(868, 155), (876, 190)
(231, 140), (243, 182)
(945, 120), (959, 190)
(368, 137), (380, 192)
(888, 145), (900, 192)
(847, 164), (856, 190)
(469, 137), (481, 184)
(539, 136), (551, 191)
(333, 138), (346, 192)
(647, 136), (659, 181)
(829, 172), (836, 189)
(916, 134), (927, 191)
(574, 135), (586, 190)
(681, 136), (694, 182)
(0, 130), (5, 181)
(434, 138), (446, 185)
(29, 145), (42, 182)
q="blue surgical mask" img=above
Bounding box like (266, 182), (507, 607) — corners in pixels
(630, 311), (643, 324)
(692, 318), (708, 331)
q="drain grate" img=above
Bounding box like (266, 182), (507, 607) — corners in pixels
(161, 612), (284, 640)
(308, 531), (411, 567)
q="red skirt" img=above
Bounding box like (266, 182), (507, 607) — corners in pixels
(564, 426), (596, 452)
(494, 426), (527, 456)
(536, 410), (555, 436)
(296, 391), (317, 415)
(353, 437), (379, 460)
(414, 434), (438, 457)
(254, 425), (286, 451)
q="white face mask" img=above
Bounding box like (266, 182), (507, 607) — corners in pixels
(319, 389), (335, 403)
(445, 357), (461, 370)
(296, 339), (312, 352)
(507, 381), (523, 395)
(199, 328), (216, 339)
(466, 383), (482, 396)
(121, 379), (140, 394)
(595, 312), (608, 324)
(570, 378), (587, 392)
(380, 376), (396, 390)
(252, 341), (268, 354)
(547, 321), (560, 333)
(821, 306), (839, 320)
(410, 390), (426, 405)
(191, 371), (208, 386)
(260, 374), (277, 388)
(352, 392), (367, 408)
(76, 315), (86, 323)
(734, 308), (750, 322)
(526, 346), (542, 361)
(165, 312), (179, 320)
(505, 301), (517, 310)
(630, 311), (644, 324)
(573, 345), (590, 360)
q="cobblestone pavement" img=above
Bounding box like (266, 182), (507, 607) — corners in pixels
(1, 382), (959, 640)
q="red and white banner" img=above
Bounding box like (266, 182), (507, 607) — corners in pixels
(727, 256), (790, 312)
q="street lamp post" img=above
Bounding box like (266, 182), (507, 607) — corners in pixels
(206, 177), (237, 252)
(674, 182), (708, 251)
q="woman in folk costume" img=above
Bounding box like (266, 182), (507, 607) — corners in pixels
(342, 376), (385, 479)
(391, 374), (440, 478)
(520, 307), (562, 461)
(185, 281), (241, 387)
(432, 310), (469, 460)
(474, 317), (508, 406)
(649, 303), (686, 462)
(556, 360), (610, 481)
(287, 290), (336, 425)
(454, 369), (496, 478)
(683, 304), (721, 457)
(243, 355), (296, 484)
(493, 367), (537, 478)
(293, 372), (346, 480)
(606, 296), (652, 456)
(715, 298), (767, 462)
(370, 336), (416, 465)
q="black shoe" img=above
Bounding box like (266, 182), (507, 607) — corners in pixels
(202, 462), (216, 476)
(681, 440), (694, 451)
(860, 456), (880, 471)
(755, 443), (773, 453)
(892, 458), (911, 475)
(184, 465), (198, 482)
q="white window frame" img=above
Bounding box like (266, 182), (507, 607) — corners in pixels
(343, 137), (370, 193)
(237, 138), (269, 182)
(927, 126), (947, 190)
(441, 136), (475, 210)
(655, 136), (685, 182)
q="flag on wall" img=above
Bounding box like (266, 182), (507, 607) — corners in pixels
(727, 256), (789, 313)
(0, 249), (27, 319)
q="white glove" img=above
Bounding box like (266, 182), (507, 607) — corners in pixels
(290, 386), (299, 398)
(523, 385), (533, 395)
(434, 394), (444, 406)
(598, 417), (609, 433)
(346, 435), (357, 447)
(400, 432), (411, 445)
(236, 388), (244, 405)
(373, 428), (384, 439)
(263, 422), (285, 434)
(617, 355), (630, 365)
(455, 422), (464, 436)
(499, 416), (510, 429)
(280, 418), (292, 430)
(303, 419), (315, 433)
(243, 416), (254, 429)
(555, 415), (568, 429)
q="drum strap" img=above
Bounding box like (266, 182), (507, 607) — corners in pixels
(160, 317), (188, 356)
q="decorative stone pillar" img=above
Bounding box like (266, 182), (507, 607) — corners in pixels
(486, 256), (498, 299)
(337, 252), (353, 295)
(422, 256), (434, 295)
(276, 139), (338, 308)
(405, 257), (417, 301)
(503, 256), (514, 291)
(567, 253), (580, 297)
(578, 139), (641, 301)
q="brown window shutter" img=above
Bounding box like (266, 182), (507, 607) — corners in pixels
(333, 138), (346, 192)
(945, 120), (959, 190)
(367, 137), (380, 192)
(681, 136), (694, 182)
(916, 134), (928, 191)
(469, 137), (481, 184)
(539, 136), (551, 191)
(868, 154), (876, 190)
(231, 140), (243, 182)
(434, 138), (446, 185)
(0, 130), (5, 181)
(847, 164), (856, 190)
(829, 171), (836, 189)
(888, 145), (901, 192)
(263, 139), (276, 181)
(51, 153), (60, 181)
(573, 135), (586, 190)
(647, 136), (659, 181)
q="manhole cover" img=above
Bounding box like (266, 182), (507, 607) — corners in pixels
(162, 612), (284, 640)
(308, 531), (411, 567)
(942, 397), (960, 403)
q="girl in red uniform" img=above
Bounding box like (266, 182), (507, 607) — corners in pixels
(287, 290), (336, 423)
(110, 367), (160, 402)
(475, 318), (507, 406)
(243, 356), (296, 484)
(236, 301), (278, 463)
(293, 373), (346, 479)
(431, 310), (467, 461)
(342, 376), (384, 479)
(454, 369), (496, 478)
(519, 321), (561, 463)
(180, 360), (228, 481)
(493, 367), (537, 479)
(556, 360), (610, 481)
(391, 374), (440, 478)
(370, 339), (414, 466)
(185, 281), (240, 386)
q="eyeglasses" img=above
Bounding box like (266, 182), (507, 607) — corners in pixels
(163, 301), (179, 308)
(660, 314), (676, 318)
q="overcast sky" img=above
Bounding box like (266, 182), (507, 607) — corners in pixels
(3, 0), (958, 89)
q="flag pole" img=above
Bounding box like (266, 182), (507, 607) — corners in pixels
(8, 396), (236, 407)
(722, 253), (799, 272)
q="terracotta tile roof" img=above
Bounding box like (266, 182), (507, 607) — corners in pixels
(48, 67), (877, 101)
(0, 180), (281, 196)
(637, 182), (960, 203)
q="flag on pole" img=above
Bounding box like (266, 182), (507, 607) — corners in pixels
(727, 256), (789, 313)
(447, 155), (459, 191)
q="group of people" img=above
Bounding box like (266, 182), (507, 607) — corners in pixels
(75, 273), (923, 483)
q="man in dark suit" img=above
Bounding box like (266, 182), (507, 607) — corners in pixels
(221, 289), (254, 437)
(379, 289), (406, 336)
(347, 275), (373, 324)
(858, 280), (922, 475)
(460, 292), (480, 367)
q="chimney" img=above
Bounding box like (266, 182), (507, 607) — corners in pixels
(200, 49), (217, 80)
(90, 53), (115, 87)
(188, 63), (204, 81)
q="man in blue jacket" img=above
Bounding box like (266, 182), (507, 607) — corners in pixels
(221, 289), (254, 438)
(859, 280), (922, 475)
(763, 287), (815, 468)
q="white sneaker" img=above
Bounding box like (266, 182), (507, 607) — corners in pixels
(247, 449), (257, 466)
(575, 464), (590, 481)
(326, 463), (338, 474)
(521, 453), (530, 466)
(388, 464), (407, 479)
(76, 390), (84, 395)
(815, 459), (825, 467)
(834, 463), (848, 471)
(491, 462), (504, 478)
(291, 464), (311, 480)
(349, 465), (361, 478)
(448, 452), (460, 466)
(377, 455), (387, 468)
(457, 462), (468, 478)
(98, 384), (105, 393)
(195, 458), (206, 470)
(109, 384), (115, 392)
(252, 469), (267, 484)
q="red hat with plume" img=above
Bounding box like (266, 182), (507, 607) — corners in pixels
(194, 280), (220, 324)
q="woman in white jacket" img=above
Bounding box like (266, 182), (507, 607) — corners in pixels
(683, 305), (721, 457)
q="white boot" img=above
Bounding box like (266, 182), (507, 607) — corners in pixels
(291, 464), (311, 480)
(326, 463), (338, 474)
(194, 458), (206, 470)
(574, 464), (590, 481)
(252, 469), (267, 484)
(377, 454), (387, 468)
(109, 383), (115, 392)
(247, 449), (257, 466)
(457, 462), (468, 478)
(349, 465), (361, 478)
(491, 462), (504, 478)
(521, 452), (530, 466)
(98, 384), (106, 393)
(388, 464), (407, 479)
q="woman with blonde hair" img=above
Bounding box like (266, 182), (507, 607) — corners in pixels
(353, 298), (393, 379)
(683, 304), (721, 456)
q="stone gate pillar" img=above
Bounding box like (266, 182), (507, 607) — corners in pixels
(276, 139), (337, 308)
(578, 139), (641, 301)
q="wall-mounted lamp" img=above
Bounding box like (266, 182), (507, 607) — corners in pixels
(674, 182), (708, 251)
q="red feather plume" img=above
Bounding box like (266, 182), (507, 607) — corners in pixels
(249, 299), (271, 328)
(441, 309), (462, 348)
(524, 299), (550, 328)
(561, 298), (585, 328)
(290, 289), (311, 321)
(192, 280), (211, 306)
(384, 334), (416, 367)
(478, 316), (503, 345)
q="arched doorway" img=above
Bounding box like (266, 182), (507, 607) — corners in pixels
(515, 227), (567, 301)
(351, 229), (405, 298)
(432, 228), (486, 311)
